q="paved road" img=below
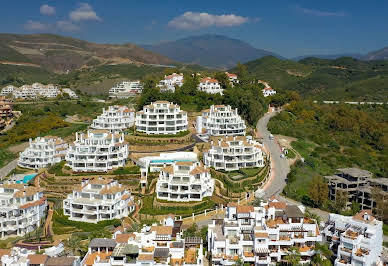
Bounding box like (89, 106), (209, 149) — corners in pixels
(0, 159), (18, 180)
(256, 111), (289, 199)
(315, 100), (387, 105)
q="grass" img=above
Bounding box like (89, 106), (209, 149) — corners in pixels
(286, 149), (296, 159)
(52, 209), (121, 235)
(383, 224), (388, 236)
(47, 161), (69, 176)
(0, 148), (17, 168)
(112, 166), (140, 175)
(132, 130), (190, 138)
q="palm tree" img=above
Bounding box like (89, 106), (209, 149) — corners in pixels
(312, 243), (333, 265)
(67, 235), (81, 256)
(284, 246), (301, 265)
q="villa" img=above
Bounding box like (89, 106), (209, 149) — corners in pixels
(18, 136), (68, 169)
(63, 178), (134, 223)
(0, 182), (47, 238)
(225, 72), (239, 85)
(66, 130), (129, 172)
(62, 88), (78, 98)
(135, 101), (188, 135)
(156, 161), (214, 202)
(323, 210), (383, 266)
(196, 105), (246, 136)
(109, 81), (143, 98)
(262, 87), (277, 97)
(91, 105), (135, 132)
(197, 77), (223, 94)
(157, 73), (184, 92)
(208, 198), (322, 265)
(204, 136), (265, 171)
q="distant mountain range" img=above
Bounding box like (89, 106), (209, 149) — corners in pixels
(292, 53), (363, 61)
(142, 34), (283, 69)
(362, 46), (388, 60)
(0, 33), (174, 73)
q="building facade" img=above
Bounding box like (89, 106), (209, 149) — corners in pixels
(197, 77), (223, 94)
(135, 101), (188, 135)
(91, 105), (135, 132)
(196, 105), (246, 136)
(66, 130), (129, 172)
(204, 136), (265, 171)
(109, 81), (143, 98)
(156, 161), (214, 202)
(63, 178), (134, 223)
(1, 83), (77, 99)
(208, 198), (322, 265)
(323, 210), (383, 266)
(225, 72), (239, 85)
(18, 136), (68, 169)
(0, 183), (47, 238)
(157, 73), (184, 92)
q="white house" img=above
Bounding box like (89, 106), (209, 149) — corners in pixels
(156, 161), (214, 202)
(0, 85), (17, 95)
(204, 136), (265, 171)
(262, 87), (277, 97)
(91, 105), (135, 132)
(197, 77), (223, 94)
(157, 73), (184, 92)
(18, 136), (68, 169)
(196, 105), (246, 136)
(63, 178), (135, 223)
(109, 81), (143, 98)
(62, 88), (78, 98)
(208, 198), (322, 265)
(66, 130), (129, 172)
(0, 182), (47, 238)
(225, 72), (239, 85)
(322, 210), (383, 266)
(135, 101), (188, 135)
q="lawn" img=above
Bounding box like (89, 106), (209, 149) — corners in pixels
(383, 224), (388, 236)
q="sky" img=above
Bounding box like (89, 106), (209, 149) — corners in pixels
(0, 0), (387, 58)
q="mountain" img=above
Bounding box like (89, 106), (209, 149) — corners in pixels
(292, 53), (363, 61)
(142, 34), (283, 69)
(0, 33), (174, 73)
(238, 56), (388, 101)
(362, 46), (388, 60)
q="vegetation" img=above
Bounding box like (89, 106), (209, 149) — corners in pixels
(47, 161), (69, 176)
(112, 166), (140, 175)
(268, 100), (387, 213)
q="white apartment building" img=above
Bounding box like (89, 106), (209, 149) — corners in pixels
(66, 130), (129, 172)
(204, 136), (265, 171)
(135, 101), (188, 135)
(157, 73), (184, 92)
(197, 77), (223, 95)
(62, 88), (78, 98)
(208, 198), (322, 265)
(63, 178), (134, 223)
(196, 105), (246, 136)
(0, 85), (16, 95)
(18, 136), (68, 169)
(109, 81), (143, 98)
(2, 83), (76, 99)
(0, 182), (47, 238)
(156, 161), (214, 202)
(323, 210), (383, 266)
(91, 105), (135, 132)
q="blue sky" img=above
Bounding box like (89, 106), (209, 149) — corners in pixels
(0, 0), (387, 58)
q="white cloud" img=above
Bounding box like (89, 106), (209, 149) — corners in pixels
(69, 3), (101, 22)
(40, 4), (55, 16)
(168, 12), (250, 30)
(56, 21), (80, 32)
(296, 5), (346, 17)
(24, 20), (50, 31)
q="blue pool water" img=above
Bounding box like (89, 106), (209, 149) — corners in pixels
(150, 159), (193, 164)
(16, 174), (37, 184)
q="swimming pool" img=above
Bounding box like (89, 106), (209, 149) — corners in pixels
(150, 159), (193, 164)
(16, 174), (37, 184)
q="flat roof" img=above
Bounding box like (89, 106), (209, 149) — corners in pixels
(337, 168), (372, 178)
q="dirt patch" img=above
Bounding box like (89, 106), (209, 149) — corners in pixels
(8, 142), (29, 153)
(275, 135), (297, 150)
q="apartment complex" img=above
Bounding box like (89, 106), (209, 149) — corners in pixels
(208, 198), (322, 265)
(109, 81), (143, 98)
(0, 83), (77, 99)
(196, 105), (246, 136)
(204, 136), (265, 171)
(82, 216), (203, 265)
(66, 130), (129, 172)
(18, 136), (68, 169)
(63, 178), (134, 223)
(156, 161), (214, 202)
(0, 182), (47, 238)
(323, 210), (383, 266)
(197, 77), (223, 94)
(0, 96), (13, 129)
(325, 168), (388, 213)
(157, 73), (184, 92)
(135, 101), (188, 135)
(91, 105), (135, 132)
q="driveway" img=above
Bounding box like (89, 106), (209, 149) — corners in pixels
(0, 159), (18, 180)
(256, 111), (290, 199)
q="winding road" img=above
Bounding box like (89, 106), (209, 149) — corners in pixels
(256, 110), (289, 199)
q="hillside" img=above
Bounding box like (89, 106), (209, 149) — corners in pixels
(362, 46), (388, 61)
(292, 53), (362, 61)
(142, 34), (282, 69)
(0, 33), (174, 73)
(238, 56), (388, 101)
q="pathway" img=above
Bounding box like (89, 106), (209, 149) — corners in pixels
(0, 159), (19, 179)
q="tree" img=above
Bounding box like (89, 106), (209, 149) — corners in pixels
(214, 72), (229, 89)
(183, 223), (198, 238)
(334, 190), (348, 213)
(371, 186), (388, 222)
(67, 235), (81, 256)
(284, 246), (301, 265)
(236, 62), (249, 85)
(308, 176), (328, 207)
(312, 243), (333, 265)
